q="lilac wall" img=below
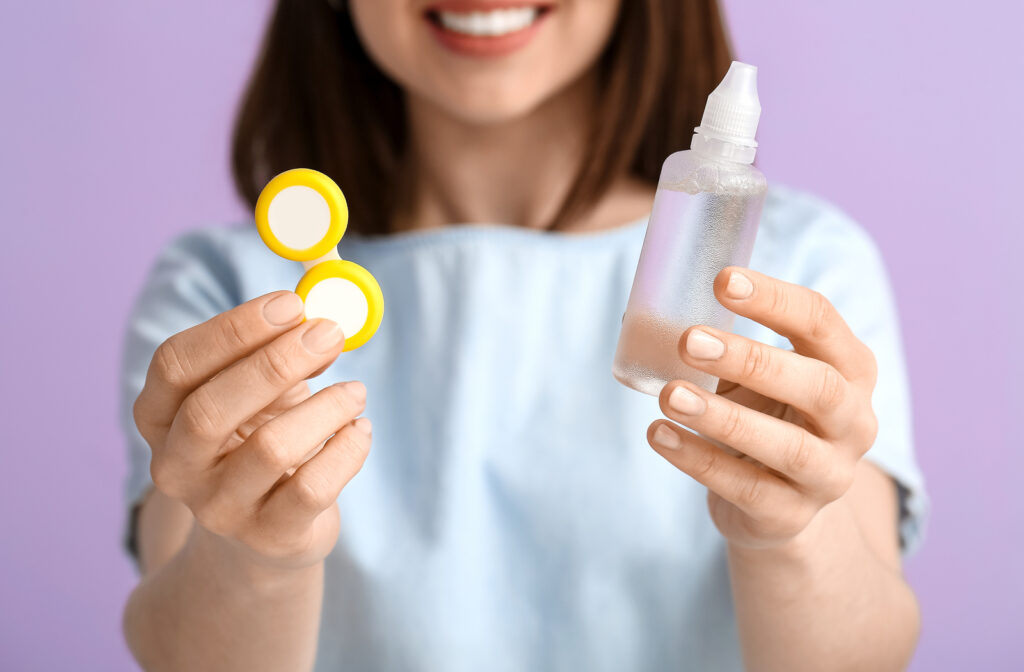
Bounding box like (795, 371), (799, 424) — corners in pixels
(1, 1), (1019, 669)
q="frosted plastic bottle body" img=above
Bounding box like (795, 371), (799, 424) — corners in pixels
(613, 149), (767, 395)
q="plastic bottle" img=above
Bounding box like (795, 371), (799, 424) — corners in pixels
(613, 61), (767, 395)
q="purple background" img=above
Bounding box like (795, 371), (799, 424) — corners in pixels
(1, 1), (1019, 669)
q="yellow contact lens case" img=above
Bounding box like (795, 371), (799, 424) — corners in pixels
(255, 168), (383, 351)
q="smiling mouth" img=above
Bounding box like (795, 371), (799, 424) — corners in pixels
(425, 5), (552, 38)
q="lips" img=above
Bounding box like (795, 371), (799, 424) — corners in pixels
(423, 2), (554, 58)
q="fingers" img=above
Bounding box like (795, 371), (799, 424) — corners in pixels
(658, 381), (855, 500)
(134, 292), (306, 437)
(647, 420), (805, 524)
(232, 380), (313, 442)
(713, 267), (877, 384)
(216, 381), (367, 504)
(261, 417), (372, 528)
(165, 319), (347, 467)
(678, 326), (860, 439)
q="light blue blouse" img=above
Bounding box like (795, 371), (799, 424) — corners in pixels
(120, 185), (927, 671)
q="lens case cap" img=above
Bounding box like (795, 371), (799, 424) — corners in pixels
(256, 169), (383, 352)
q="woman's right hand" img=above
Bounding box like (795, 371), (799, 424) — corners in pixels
(132, 291), (371, 572)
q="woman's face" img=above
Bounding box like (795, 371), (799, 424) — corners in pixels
(348, 0), (622, 124)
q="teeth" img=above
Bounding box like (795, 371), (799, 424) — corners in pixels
(438, 7), (539, 36)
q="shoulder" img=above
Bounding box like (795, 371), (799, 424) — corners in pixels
(754, 184), (885, 286)
(148, 221), (283, 292)
(130, 222), (281, 321)
(740, 184), (899, 349)
(153, 222), (268, 271)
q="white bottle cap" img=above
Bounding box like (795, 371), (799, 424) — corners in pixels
(696, 61), (761, 148)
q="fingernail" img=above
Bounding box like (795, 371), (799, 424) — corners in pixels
(668, 386), (706, 415)
(354, 417), (372, 436)
(653, 424), (682, 451)
(263, 293), (305, 325)
(686, 330), (725, 360)
(302, 320), (344, 353)
(341, 380), (366, 402)
(726, 271), (753, 299)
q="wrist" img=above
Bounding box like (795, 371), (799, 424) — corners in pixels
(184, 524), (323, 595)
(727, 503), (832, 567)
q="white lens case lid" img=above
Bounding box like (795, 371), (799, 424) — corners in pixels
(267, 185), (332, 251)
(303, 276), (370, 339)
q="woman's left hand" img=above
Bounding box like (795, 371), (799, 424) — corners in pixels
(648, 266), (880, 550)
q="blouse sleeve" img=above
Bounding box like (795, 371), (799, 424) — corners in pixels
(118, 229), (241, 563)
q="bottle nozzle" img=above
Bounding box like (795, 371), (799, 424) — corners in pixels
(696, 61), (761, 148)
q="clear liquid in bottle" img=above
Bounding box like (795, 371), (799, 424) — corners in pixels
(613, 61), (767, 395)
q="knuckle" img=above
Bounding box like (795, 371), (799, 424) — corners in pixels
(807, 291), (834, 340)
(149, 456), (170, 492)
(291, 475), (331, 512)
(249, 426), (293, 473)
(149, 455), (181, 498)
(862, 346), (879, 384)
(814, 366), (847, 413)
(767, 284), (789, 316)
(196, 489), (246, 536)
(337, 429), (371, 467)
(178, 388), (225, 443)
(783, 431), (814, 476)
(735, 473), (767, 510)
(690, 446), (719, 480)
(719, 404), (747, 445)
(740, 345), (774, 382)
(218, 312), (250, 351)
(858, 410), (879, 451)
(132, 394), (150, 435)
(818, 461), (855, 502)
(326, 384), (364, 417)
(153, 337), (191, 388)
(256, 345), (296, 387)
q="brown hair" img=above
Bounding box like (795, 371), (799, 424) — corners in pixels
(232, 1), (733, 234)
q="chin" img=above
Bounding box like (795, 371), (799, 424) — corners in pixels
(415, 77), (559, 126)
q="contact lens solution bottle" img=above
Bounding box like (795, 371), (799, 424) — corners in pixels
(613, 61), (767, 395)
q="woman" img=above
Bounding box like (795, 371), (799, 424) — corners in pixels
(121, 1), (926, 670)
